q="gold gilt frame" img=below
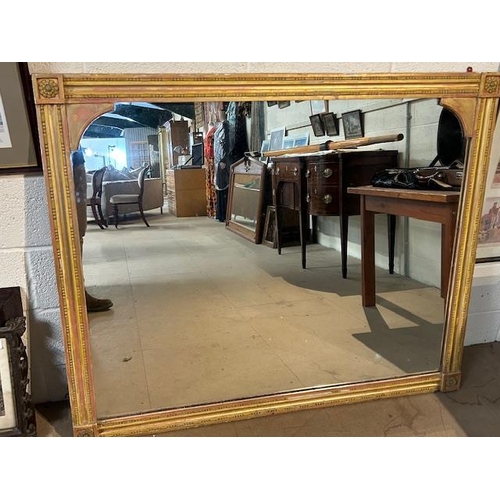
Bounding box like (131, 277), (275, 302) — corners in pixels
(33, 72), (500, 437)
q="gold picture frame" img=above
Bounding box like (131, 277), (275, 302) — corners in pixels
(32, 71), (500, 437)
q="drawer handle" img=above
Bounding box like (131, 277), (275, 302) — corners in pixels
(323, 194), (333, 204)
(276, 167), (280, 175)
(305, 169), (310, 178)
(306, 194), (310, 203)
(323, 168), (333, 178)
(293, 167), (298, 175)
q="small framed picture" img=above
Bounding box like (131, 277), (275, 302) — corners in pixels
(263, 206), (277, 248)
(310, 100), (327, 115)
(342, 110), (364, 139)
(283, 137), (295, 149)
(278, 101), (291, 109)
(309, 114), (325, 137)
(293, 133), (309, 147)
(260, 139), (270, 155)
(267, 101), (278, 107)
(269, 127), (286, 151)
(320, 112), (339, 136)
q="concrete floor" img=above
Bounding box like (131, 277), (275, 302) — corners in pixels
(82, 213), (445, 418)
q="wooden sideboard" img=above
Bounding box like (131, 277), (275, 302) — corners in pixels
(271, 150), (399, 274)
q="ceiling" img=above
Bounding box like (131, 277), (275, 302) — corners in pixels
(83, 102), (195, 138)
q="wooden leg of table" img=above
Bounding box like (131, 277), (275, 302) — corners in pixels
(311, 215), (318, 243)
(274, 184), (282, 255)
(340, 213), (349, 279)
(360, 196), (376, 307)
(299, 200), (307, 270)
(388, 214), (396, 274)
(441, 208), (457, 299)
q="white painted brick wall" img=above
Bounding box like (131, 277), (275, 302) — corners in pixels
(2, 62), (498, 403)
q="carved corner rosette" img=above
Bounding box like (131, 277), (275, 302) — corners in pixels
(73, 424), (98, 437)
(480, 74), (500, 98)
(33, 74), (65, 104)
(440, 372), (462, 392)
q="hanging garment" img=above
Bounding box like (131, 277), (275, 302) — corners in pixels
(204, 125), (217, 218)
(226, 102), (249, 166)
(214, 120), (230, 191)
(214, 120), (231, 222)
(250, 101), (265, 152)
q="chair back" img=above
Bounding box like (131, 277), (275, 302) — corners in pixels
(92, 166), (107, 198)
(137, 165), (150, 200)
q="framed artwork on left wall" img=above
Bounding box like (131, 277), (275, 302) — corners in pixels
(0, 62), (42, 175)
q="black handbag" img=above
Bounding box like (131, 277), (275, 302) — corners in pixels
(370, 168), (418, 189)
(371, 166), (462, 191)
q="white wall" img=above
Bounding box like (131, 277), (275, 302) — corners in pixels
(2, 62), (498, 403)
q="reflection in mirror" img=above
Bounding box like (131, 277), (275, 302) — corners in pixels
(77, 98), (464, 419)
(226, 157), (268, 243)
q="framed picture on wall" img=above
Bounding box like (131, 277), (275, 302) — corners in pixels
(309, 114), (325, 137)
(321, 112), (339, 136)
(477, 112), (500, 262)
(269, 127), (286, 152)
(278, 101), (291, 109)
(0, 62), (42, 174)
(342, 109), (364, 139)
(293, 133), (309, 147)
(310, 100), (327, 115)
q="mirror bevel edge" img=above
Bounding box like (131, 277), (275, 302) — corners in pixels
(33, 71), (500, 437)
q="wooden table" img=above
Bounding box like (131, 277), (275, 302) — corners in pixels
(347, 186), (460, 307)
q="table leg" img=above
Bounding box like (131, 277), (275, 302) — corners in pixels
(274, 183), (282, 255)
(360, 196), (376, 307)
(340, 212), (349, 279)
(441, 206), (458, 299)
(311, 215), (318, 243)
(299, 186), (307, 270)
(388, 214), (396, 274)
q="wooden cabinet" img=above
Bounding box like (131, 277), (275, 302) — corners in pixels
(166, 168), (207, 217)
(272, 150), (399, 275)
(164, 120), (190, 170)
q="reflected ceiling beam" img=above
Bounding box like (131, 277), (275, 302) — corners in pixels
(82, 102), (196, 139)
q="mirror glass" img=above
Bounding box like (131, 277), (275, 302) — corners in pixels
(77, 97), (461, 419)
(230, 170), (262, 230)
(227, 157), (268, 243)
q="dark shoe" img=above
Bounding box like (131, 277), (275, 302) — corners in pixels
(85, 290), (113, 313)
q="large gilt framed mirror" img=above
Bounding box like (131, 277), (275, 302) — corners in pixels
(33, 72), (500, 437)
